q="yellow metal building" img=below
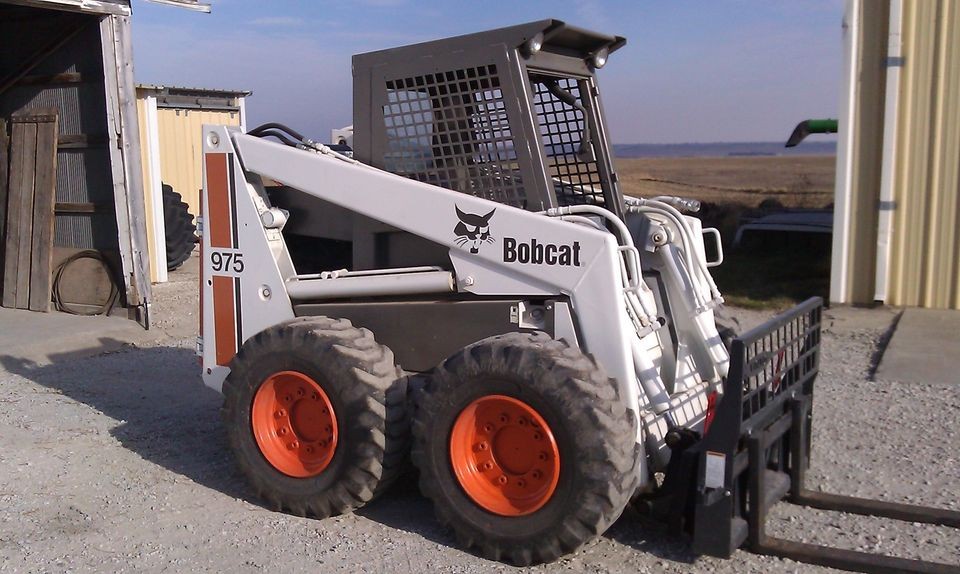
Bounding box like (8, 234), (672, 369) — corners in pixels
(832, 0), (960, 309)
(136, 84), (250, 282)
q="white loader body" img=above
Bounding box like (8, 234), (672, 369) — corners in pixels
(199, 125), (729, 485)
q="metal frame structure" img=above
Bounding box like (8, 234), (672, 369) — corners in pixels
(680, 298), (960, 574)
(353, 19), (625, 215)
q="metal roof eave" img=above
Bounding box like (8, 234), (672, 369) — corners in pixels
(0, 0), (130, 16)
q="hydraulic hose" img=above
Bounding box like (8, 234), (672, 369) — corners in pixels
(254, 129), (301, 147)
(247, 122), (307, 141)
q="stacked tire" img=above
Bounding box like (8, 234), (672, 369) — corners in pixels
(162, 183), (196, 271)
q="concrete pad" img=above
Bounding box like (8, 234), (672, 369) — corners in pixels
(0, 307), (151, 370)
(874, 308), (960, 385)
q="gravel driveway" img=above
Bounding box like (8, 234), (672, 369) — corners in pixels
(1, 256), (957, 573)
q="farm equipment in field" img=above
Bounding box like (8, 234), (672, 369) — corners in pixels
(786, 118), (838, 148)
(197, 20), (959, 572)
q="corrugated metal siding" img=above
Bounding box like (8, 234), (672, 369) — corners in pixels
(0, 10), (118, 250)
(156, 107), (240, 216)
(888, 0), (960, 308)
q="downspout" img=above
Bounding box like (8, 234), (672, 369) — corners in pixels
(829, 0), (862, 304)
(873, 0), (903, 303)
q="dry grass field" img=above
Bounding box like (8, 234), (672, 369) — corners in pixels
(615, 155), (836, 308)
(616, 155), (835, 208)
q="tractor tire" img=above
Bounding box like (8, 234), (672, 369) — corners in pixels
(412, 332), (639, 565)
(221, 317), (408, 518)
(162, 183), (196, 271)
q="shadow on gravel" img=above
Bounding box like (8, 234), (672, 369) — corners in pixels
(355, 476), (460, 548)
(0, 340), (706, 568)
(0, 340), (250, 501)
(603, 508), (699, 565)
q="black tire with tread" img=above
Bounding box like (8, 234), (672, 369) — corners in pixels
(411, 331), (639, 566)
(221, 317), (408, 518)
(162, 183), (196, 271)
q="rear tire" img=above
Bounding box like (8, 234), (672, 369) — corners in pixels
(222, 317), (408, 517)
(162, 183), (196, 271)
(412, 332), (639, 565)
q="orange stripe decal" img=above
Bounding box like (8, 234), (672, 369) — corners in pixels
(213, 275), (236, 366)
(206, 153), (232, 249)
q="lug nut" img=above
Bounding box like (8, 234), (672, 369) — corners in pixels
(291, 440), (300, 449)
(483, 462), (493, 470)
(517, 479), (526, 488)
(533, 432), (542, 441)
(483, 423), (494, 432)
(477, 442), (488, 451)
(324, 425), (333, 433)
(497, 475), (507, 485)
(278, 427), (288, 435)
(498, 414), (509, 424)
(297, 389), (304, 397)
(532, 470), (542, 479)
(275, 409), (286, 418)
(284, 395), (293, 403)
(311, 392), (319, 400)
(538, 452), (548, 461)
(518, 418), (527, 426)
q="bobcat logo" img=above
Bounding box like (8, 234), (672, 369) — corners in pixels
(454, 206), (495, 254)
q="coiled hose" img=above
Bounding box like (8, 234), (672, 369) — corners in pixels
(52, 250), (120, 316)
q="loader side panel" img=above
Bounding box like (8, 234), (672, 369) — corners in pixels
(200, 128), (296, 392)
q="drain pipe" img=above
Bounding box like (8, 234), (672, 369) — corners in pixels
(873, 0), (903, 303)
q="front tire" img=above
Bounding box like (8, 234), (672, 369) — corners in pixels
(222, 317), (407, 517)
(412, 332), (639, 565)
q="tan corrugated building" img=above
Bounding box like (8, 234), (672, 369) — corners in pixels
(136, 85), (250, 282)
(832, 0), (960, 309)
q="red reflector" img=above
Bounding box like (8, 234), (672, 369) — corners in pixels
(703, 391), (719, 435)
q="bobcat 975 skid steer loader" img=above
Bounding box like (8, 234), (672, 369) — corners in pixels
(198, 20), (959, 573)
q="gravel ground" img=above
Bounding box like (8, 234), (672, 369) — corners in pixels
(1, 254), (957, 573)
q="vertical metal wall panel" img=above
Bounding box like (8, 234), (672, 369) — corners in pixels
(135, 95), (159, 282)
(155, 107), (239, 216)
(837, 0), (960, 309)
(888, 0), (960, 309)
(832, 0), (888, 305)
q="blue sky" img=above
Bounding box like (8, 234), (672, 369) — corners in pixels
(130, 0), (842, 145)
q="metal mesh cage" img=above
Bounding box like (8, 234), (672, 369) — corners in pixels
(531, 76), (606, 208)
(381, 65), (527, 208)
(736, 300), (821, 422)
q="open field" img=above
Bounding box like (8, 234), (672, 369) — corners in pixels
(616, 155), (836, 209)
(615, 155), (837, 309)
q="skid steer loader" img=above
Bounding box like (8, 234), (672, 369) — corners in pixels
(198, 20), (958, 572)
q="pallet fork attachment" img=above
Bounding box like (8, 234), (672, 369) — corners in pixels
(675, 297), (960, 574)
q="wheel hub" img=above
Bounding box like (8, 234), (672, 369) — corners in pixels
(449, 394), (560, 516)
(251, 371), (337, 477)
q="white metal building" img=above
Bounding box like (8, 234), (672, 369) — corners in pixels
(832, 0), (960, 309)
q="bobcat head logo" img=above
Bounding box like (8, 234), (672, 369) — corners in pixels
(454, 206), (495, 254)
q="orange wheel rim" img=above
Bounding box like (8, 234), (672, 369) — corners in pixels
(449, 394), (560, 516)
(251, 371), (338, 478)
